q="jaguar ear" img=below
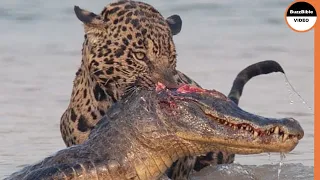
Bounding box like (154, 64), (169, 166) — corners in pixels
(74, 6), (105, 25)
(166, 14), (182, 35)
(74, 6), (107, 44)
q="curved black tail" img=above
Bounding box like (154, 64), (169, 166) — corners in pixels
(228, 60), (285, 105)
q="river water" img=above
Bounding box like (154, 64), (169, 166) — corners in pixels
(0, 0), (314, 179)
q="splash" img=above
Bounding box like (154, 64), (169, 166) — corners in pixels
(267, 152), (273, 164)
(285, 83), (294, 105)
(283, 75), (313, 112)
(278, 152), (286, 180)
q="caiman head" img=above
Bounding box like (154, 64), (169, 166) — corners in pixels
(153, 84), (304, 155)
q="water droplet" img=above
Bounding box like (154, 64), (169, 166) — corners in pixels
(267, 152), (271, 162)
(283, 75), (312, 111)
(278, 153), (286, 180)
(267, 152), (275, 165)
(285, 81), (294, 105)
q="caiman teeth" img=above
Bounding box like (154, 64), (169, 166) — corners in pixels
(274, 127), (279, 134)
(212, 117), (299, 142)
(283, 134), (289, 142)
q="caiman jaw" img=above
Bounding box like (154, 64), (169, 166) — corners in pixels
(170, 84), (304, 154)
(202, 109), (304, 143)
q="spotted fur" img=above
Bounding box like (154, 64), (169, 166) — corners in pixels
(60, 1), (200, 179)
(61, 1), (185, 146)
(60, 1), (284, 179)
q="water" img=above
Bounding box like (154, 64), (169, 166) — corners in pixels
(191, 163), (313, 180)
(0, 0), (314, 179)
(278, 153), (286, 180)
(285, 80), (295, 105)
(284, 75), (313, 111)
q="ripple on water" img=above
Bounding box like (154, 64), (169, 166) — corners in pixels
(191, 163), (313, 180)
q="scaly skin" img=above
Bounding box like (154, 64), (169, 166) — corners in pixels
(59, 0), (288, 178)
(193, 60), (286, 171)
(6, 85), (303, 180)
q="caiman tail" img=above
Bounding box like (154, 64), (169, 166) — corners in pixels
(228, 60), (285, 104)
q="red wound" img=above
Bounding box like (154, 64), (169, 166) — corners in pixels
(177, 84), (206, 93)
(156, 82), (166, 92)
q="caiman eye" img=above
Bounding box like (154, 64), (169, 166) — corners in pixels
(132, 51), (146, 61)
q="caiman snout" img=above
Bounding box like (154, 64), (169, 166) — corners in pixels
(275, 117), (304, 140)
(166, 84), (305, 154)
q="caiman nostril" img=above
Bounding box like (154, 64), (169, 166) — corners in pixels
(298, 131), (304, 140)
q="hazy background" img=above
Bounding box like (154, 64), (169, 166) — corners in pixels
(0, 0), (314, 179)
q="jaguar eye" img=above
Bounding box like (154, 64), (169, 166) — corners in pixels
(133, 51), (146, 61)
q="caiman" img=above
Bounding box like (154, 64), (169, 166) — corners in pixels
(6, 83), (304, 180)
(193, 60), (286, 171)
